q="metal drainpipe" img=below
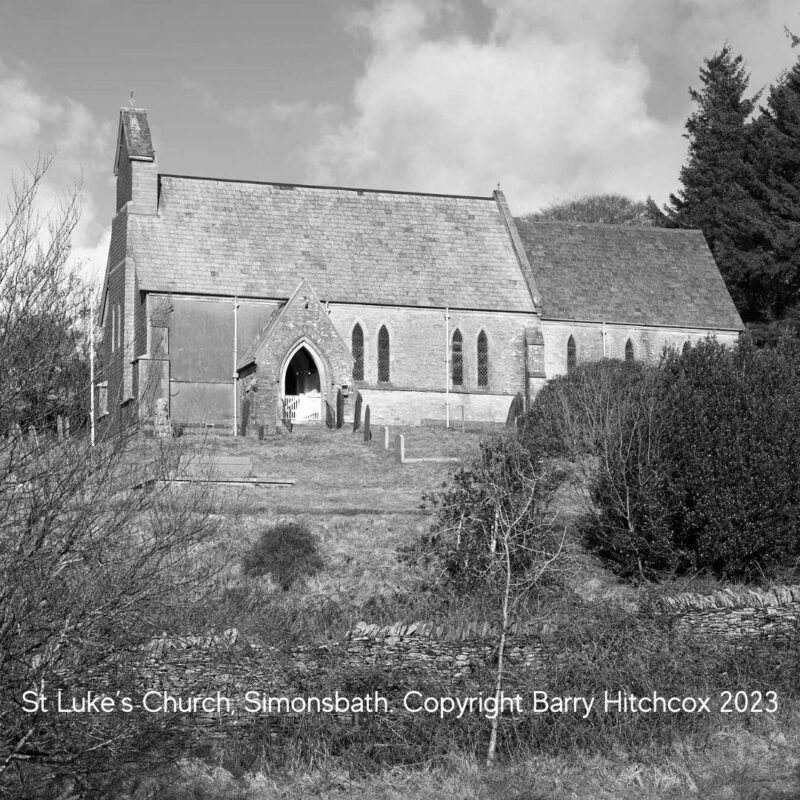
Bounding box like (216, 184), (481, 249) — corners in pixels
(445, 307), (450, 428)
(89, 301), (95, 446)
(233, 296), (239, 436)
(602, 321), (607, 358)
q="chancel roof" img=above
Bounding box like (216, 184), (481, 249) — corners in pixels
(514, 219), (743, 330)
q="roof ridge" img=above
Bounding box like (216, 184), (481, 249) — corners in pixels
(158, 172), (494, 201)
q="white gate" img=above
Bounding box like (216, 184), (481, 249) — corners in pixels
(282, 394), (322, 423)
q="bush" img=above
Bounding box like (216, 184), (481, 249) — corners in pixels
(409, 434), (566, 596)
(657, 336), (800, 578)
(242, 522), (323, 590)
(520, 359), (650, 458)
(525, 338), (800, 581)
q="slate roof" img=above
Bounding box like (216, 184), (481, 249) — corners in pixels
(514, 219), (743, 330)
(115, 108), (154, 168)
(130, 176), (537, 312)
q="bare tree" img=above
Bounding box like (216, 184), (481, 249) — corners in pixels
(523, 360), (675, 578)
(0, 161), (221, 798)
(422, 435), (568, 765)
(521, 194), (654, 226)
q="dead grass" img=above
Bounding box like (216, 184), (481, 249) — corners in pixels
(171, 425), (488, 639)
(140, 425), (800, 800)
(159, 708), (800, 799)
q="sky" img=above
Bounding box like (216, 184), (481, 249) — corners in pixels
(1, 0), (799, 287)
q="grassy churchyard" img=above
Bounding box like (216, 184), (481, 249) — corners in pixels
(147, 423), (800, 800)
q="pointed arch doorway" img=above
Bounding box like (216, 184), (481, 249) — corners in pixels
(281, 343), (324, 423)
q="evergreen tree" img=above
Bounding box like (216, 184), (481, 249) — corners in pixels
(666, 45), (772, 322)
(754, 40), (800, 330)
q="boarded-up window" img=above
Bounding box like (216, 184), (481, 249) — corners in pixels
(378, 325), (390, 383)
(477, 330), (488, 387)
(625, 339), (634, 361)
(567, 335), (576, 373)
(451, 329), (463, 386)
(352, 324), (364, 381)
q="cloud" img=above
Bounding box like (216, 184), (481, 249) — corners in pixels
(305, 0), (798, 212)
(0, 61), (112, 288)
(228, 100), (336, 144)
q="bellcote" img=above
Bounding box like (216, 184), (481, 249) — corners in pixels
(114, 107), (158, 215)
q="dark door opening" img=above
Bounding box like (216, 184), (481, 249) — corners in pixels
(284, 347), (320, 395)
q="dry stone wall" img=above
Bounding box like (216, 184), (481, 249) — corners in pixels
(104, 585), (800, 736)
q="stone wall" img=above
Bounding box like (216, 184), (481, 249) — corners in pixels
(655, 585), (800, 644)
(540, 319), (740, 378)
(123, 585), (800, 733)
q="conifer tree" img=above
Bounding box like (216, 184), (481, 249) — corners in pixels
(754, 38), (800, 328)
(666, 45), (772, 322)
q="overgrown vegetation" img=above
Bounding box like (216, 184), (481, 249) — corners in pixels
(0, 162), (222, 798)
(242, 521), (323, 590)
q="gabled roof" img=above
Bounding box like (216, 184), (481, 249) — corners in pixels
(237, 279), (350, 371)
(129, 176), (538, 312)
(114, 108), (155, 174)
(513, 219), (744, 331)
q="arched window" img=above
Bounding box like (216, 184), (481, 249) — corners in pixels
(567, 335), (576, 373)
(351, 324), (364, 381)
(625, 339), (634, 362)
(377, 325), (390, 383)
(477, 330), (488, 387)
(451, 329), (463, 386)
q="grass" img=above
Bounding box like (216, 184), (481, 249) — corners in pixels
(134, 423), (800, 799)
(159, 714), (800, 798)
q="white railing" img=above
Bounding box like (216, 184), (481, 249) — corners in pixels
(283, 394), (322, 423)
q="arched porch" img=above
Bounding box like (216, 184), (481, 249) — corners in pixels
(280, 342), (326, 423)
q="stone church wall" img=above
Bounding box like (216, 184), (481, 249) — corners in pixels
(144, 295), (280, 425)
(358, 388), (515, 425)
(541, 320), (740, 377)
(329, 304), (531, 423)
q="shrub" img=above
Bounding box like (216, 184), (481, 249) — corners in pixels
(529, 338), (800, 581)
(242, 522), (323, 590)
(520, 359), (650, 458)
(657, 336), (800, 578)
(412, 434), (566, 596)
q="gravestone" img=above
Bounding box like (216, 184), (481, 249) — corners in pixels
(154, 398), (171, 438)
(394, 434), (405, 464)
(353, 392), (362, 433)
(506, 392), (525, 427)
(363, 405), (371, 442)
(383, 426), (390, 450)
(240, 396), (250, 436)
(336, 388), (344, 429)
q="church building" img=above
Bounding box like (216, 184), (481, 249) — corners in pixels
(97, 107), (743, 433)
